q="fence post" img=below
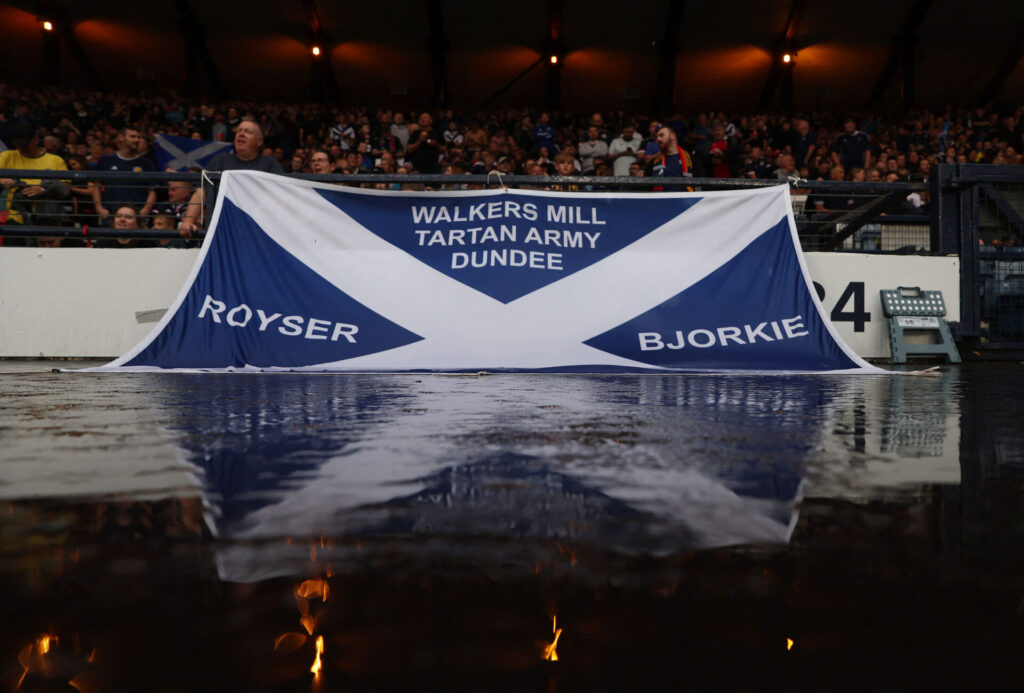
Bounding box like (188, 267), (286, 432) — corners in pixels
(932, 163), (959, 255)
(958, 171), (981, 338)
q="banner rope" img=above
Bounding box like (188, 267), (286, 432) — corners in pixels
(201, 170), (215, 221)
(486, 170), (508, 191)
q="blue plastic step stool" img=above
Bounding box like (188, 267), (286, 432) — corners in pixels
(879, 287), (961, 364)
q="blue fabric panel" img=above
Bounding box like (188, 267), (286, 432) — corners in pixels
(584, 218), (860, 371)
(125, 198), (423, 368)
(318, 189), (700, 303)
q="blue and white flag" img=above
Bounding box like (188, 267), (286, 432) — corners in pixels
(93, 171), (883, 373)
(154, 133), (233, 171)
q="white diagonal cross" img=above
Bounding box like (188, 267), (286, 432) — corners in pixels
(220, 173), (792, 370)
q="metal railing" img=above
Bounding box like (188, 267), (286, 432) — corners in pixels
(936, 163), (1024, 354)
(1, 168), (929, 252)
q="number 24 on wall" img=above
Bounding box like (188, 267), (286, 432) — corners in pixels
(813, 281), (870, 332)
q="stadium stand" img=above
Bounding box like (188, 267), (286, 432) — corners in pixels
(0, 82), (1021, 248)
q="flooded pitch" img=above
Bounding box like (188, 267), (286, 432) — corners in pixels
(1, 362), (1022, 690)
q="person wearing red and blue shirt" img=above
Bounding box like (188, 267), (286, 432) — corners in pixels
(644, 125), (693, 190)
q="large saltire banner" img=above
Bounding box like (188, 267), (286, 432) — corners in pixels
(92, 170), (883, 373)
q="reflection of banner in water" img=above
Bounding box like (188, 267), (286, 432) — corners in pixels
(151, 375), (828, 582)
(92, 171), (881, 373)
(160, 374), (421, 533)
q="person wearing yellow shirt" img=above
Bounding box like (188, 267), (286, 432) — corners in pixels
(0, 124), (69, 234)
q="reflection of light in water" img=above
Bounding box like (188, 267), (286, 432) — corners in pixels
(16, 635), (57, 689)
(273, 632), (308, 654)
(310, 635), (324, 677)
(68, 671), (102, 693)
(15, 645), (29, 689)
(543, 616), (563, 661)
(296, 578), (329, 601)
(36, 635), (53, 654)
(275, 573), (330, 683)
(13, 633), (97, 692)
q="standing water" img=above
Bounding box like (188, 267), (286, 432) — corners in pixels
(1, 362), (1022, 691)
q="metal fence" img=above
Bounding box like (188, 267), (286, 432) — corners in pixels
(24, 166), (1024, 352)
(934, 164), (1024, 356)
(1, 168), (930, 252)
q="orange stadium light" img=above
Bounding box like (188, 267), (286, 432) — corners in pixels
(782, 53), (793, 64)
(311, 45), (321, 57)
(549, 55), (558, 65)
(42, 20), (54, 31)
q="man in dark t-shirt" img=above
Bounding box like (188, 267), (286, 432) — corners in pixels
(793, 119), (816, 168)
(91, 127), (157, 221)
(406, 112), (442, 174)
(832, 119), (871, 169)
(179, 119), (283, 237)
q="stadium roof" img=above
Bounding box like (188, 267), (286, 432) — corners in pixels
(3, 0), (1024, 112)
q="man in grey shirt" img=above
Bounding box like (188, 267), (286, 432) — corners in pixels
(773, 153), (797, 180)
(390, 113), (410, 155)
(178, 119), (283, 238)
(608, 124), (644, 177)
(578, 126), (609, 176)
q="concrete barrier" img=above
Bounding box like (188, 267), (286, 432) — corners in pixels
(0, 247), (960, 360)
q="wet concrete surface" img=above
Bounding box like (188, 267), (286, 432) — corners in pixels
(1, 361), (1023, 690)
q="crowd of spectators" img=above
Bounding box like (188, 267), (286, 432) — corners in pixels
(2, 82), (1023, 247)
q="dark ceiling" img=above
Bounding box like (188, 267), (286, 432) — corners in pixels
(2, 0), (1024, 112)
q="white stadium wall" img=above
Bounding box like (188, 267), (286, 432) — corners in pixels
(0, 248), (959, 361)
